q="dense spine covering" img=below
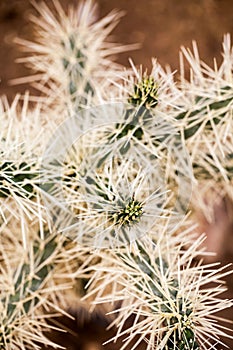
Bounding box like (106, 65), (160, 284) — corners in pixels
(0, 1), (232, 349)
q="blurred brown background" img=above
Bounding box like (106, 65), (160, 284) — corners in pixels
(0, 1), (233, 349)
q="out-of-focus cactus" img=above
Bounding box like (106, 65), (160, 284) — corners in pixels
(0, 220), (67, 349)
(14, 0), (135, 112)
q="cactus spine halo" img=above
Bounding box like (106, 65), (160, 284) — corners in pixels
(58, 158), (171, 248)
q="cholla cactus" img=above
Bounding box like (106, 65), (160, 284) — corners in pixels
(86, 237), (232, 350)
(177, 34), (233, 219)
(0, 217), (68, 349)
(14, 0), (134, 111)
(0, 94), (47, 231)
(1, 1), (232, 350)
(61, 158), (171, 248)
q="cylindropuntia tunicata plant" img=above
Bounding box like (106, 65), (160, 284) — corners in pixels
(0, 1), (232, 350)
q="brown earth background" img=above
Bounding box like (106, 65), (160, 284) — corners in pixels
(0, 1), (233, 349)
